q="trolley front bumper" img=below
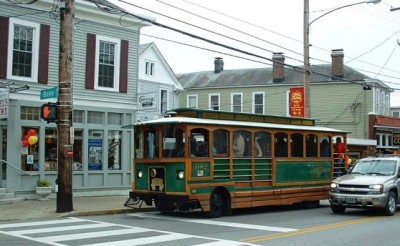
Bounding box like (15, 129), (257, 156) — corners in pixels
(127, 191), (202, 212)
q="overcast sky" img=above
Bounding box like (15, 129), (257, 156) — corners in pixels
(110, 0), (400, 106)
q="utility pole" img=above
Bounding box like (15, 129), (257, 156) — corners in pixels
(57, 0), (74, 213)
(303, 0), (311, 118)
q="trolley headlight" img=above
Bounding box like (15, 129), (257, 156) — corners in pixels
(137, 170), (143, 178)
(369, 184), (383, 193)
(177, 170), (184, 179)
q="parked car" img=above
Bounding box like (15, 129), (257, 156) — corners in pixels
(329, 156), (400, 216)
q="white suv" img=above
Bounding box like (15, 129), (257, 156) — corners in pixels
(329, 156), (400, 216)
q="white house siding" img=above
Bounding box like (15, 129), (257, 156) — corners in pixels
(0, 0), (146, 197)
(137, 44), (181, 121)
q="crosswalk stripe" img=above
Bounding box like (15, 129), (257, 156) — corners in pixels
(7, 223), (113, 235)
(38, 228), (150, 242)
(0, 217), (82, 229)
(80, 233), (192, 246)
(130, 212), (297, 232)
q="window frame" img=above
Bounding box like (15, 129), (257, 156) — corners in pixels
(160, 89), (168, 114)
(145, 60), (155, 76)
(209, 93), (220, 111)
(94, 35), (120, 92)
(187, 94), (198, 108)
(7, 18), (40, 82)
(253, 92), (265, 114)
(231, 93), (243, 112)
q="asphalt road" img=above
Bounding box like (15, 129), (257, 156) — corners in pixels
(1, 202), (400, 246)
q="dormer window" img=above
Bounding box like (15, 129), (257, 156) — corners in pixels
(145, 61), (154, 76)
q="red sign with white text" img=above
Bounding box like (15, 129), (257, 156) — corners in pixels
(290, 87), (304, 117)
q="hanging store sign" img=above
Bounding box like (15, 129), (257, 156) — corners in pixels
(393, 133), (400, 146)
(0, 89), (9, 119)
(289, 87), (305, 117)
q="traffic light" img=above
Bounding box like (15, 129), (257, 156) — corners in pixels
(40, 103), (58, 123)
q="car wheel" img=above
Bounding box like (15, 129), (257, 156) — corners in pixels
(384, 191), (397, 216)
(331, 204), (346, 214)
(208, 191), (224, 218)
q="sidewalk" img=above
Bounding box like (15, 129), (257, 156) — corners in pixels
(0, 196), (154, 221)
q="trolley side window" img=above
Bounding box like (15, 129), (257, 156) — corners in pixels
(275, 132), (288, 157)
(162, 127), (185, 158)
(291, 133), (303, 157)
(135, 128), (143, 159)
(213, 129), (229, 156)
(306, 134), (318, 157)
(233, 130), (252, 157)
(320, 136), (331, 157)
(144, 128), (159, 158)
(190, 128), (210, 157)
(255, 131), (272, 158)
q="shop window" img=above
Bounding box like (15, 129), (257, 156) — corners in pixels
(21, 106), (39, 121)
(88, 130), (103, 170)
(87, 111), (104, 124)
(73, 110), (84, 124)
(73, 129), (83, 171)
(108, 130), (122, 170)
(108, 113), (123, 125)
(44, 128), (57, 171)
(21, 127), (39, 171)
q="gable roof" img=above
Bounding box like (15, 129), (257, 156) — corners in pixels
(139, 42), (183, 90)
(177, 64), (373, 89)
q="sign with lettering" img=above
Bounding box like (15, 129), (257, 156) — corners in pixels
(393, 133), (400, 146)
(138, 92), (156, 109)
(289, 87), (305, 117)
(40, 86), (59, 100)
(0, 89), (9, 119)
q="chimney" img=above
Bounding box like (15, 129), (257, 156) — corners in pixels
(331, 49), (344, 79)
(272, 52), (285, 83)
(214, 57), (224, 73)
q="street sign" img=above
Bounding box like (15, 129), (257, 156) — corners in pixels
(40, 86), (59, 100)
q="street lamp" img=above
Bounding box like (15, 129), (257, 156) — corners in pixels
(303, 0), (380, 118)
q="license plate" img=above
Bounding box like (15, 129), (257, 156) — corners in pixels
(345, 197), (356, 204)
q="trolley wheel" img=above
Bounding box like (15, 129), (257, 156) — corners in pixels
(208, 191), (224, 218)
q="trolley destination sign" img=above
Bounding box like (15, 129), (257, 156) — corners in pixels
(40, 86), (59, 100)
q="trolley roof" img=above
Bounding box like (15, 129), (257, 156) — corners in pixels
(131, 116), (347, 134)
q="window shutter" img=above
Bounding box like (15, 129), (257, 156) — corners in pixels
(85, 33), (96, 90)
(38, 24), (50, 84)
(0, 16), (9, 80)
(119, 40), (128, 93)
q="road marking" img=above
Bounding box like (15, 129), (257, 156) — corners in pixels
(0, 217), (259, 246)
(241, 216), (384, 243)
(130, 212), (297, 232)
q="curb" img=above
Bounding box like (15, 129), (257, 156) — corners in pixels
(56, 207), (156, 218)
